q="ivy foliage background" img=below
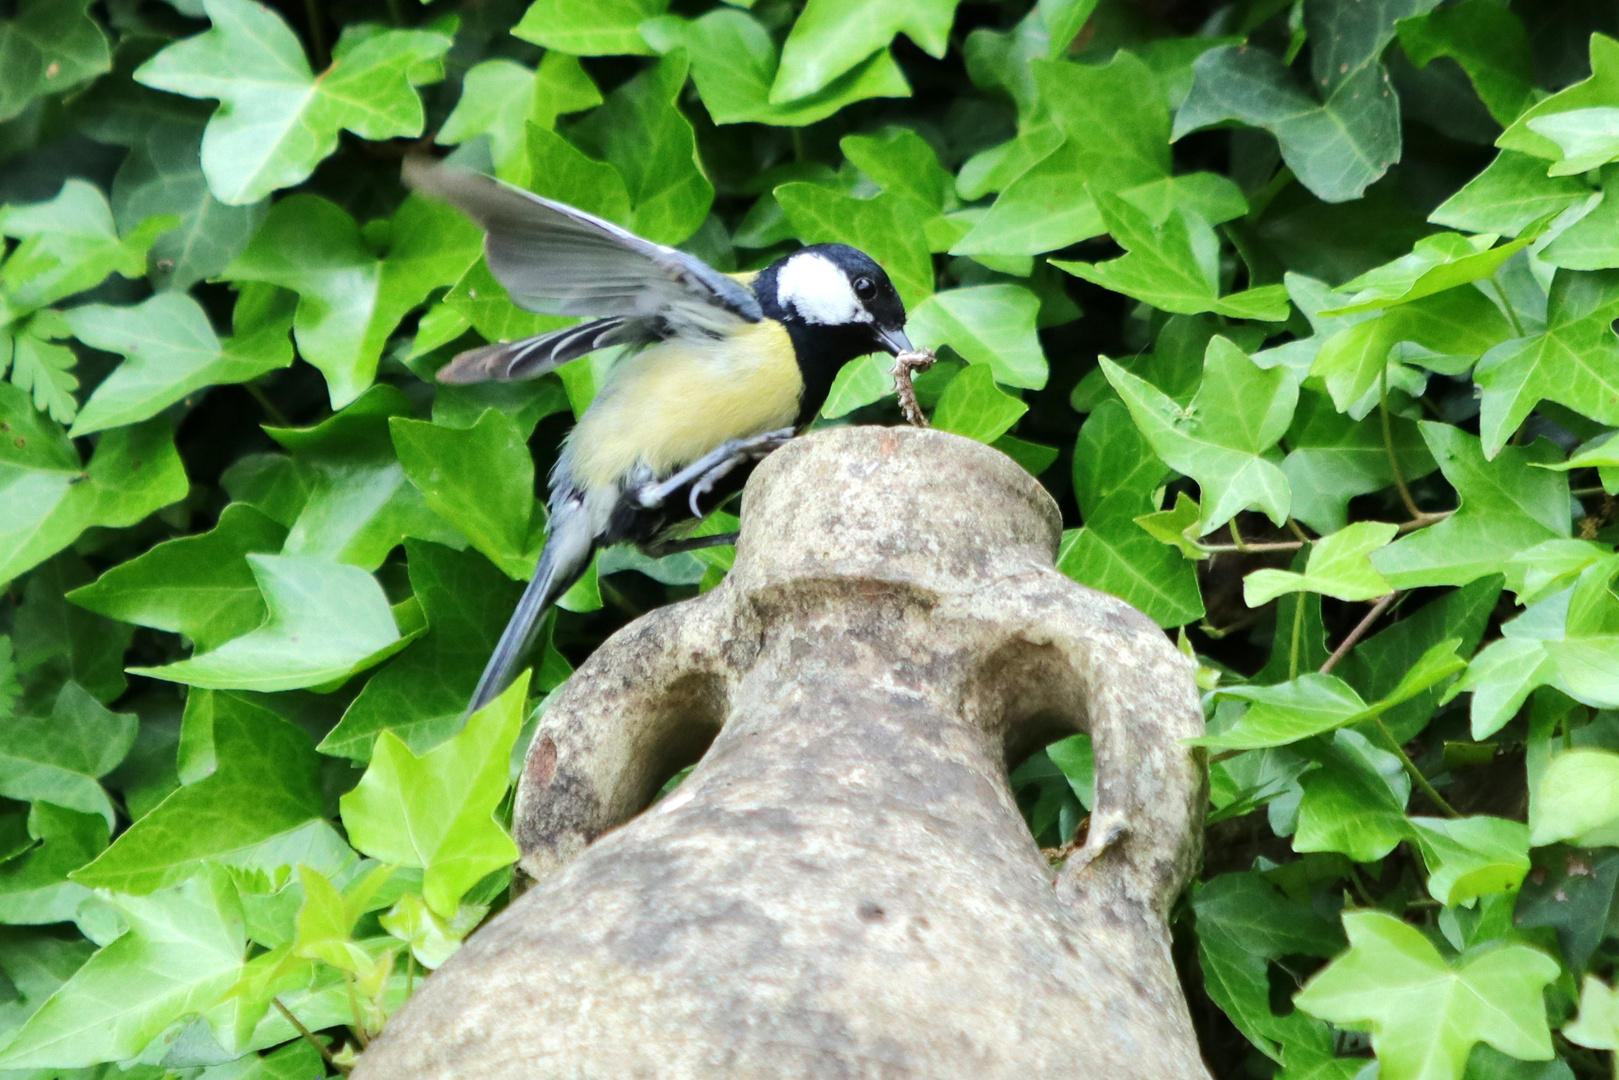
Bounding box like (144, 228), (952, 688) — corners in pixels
(1, 0), (1619, 1075)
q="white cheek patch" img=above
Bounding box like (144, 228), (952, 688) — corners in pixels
(776, 252), (871, 325)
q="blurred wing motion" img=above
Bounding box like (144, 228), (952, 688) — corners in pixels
(404, 158), (762, 383)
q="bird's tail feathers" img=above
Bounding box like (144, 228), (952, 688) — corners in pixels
(467, 504), (596, 714)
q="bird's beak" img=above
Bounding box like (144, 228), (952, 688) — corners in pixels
(874, 326), (913, 356)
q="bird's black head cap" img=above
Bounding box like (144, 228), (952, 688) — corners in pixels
(755, 243), (910, 354)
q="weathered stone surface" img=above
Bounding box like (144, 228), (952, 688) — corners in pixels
(354, 426), (1211, 1080)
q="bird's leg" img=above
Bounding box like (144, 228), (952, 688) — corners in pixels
(639, 531), (740, 558)
(633, 428), (796, 514)
(891, 348), (938, 428)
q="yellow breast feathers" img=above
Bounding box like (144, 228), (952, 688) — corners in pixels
(565, 319), (801, 492)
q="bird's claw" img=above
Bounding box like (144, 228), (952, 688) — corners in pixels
(634, 428), (796, 515)
(890, 348), (938, 428)
(685, 428), (795, 518)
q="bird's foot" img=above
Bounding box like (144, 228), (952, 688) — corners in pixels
(633, 428), (796, 514)
(685, 429), (795, 518)
(891, 348), (938, 427)
(641, 531), (739, 557)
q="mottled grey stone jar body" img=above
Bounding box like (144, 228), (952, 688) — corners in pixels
(354, 426), (1211, 1080)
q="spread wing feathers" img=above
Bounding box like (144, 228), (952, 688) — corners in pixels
(404, 158), (762, 338)
(436, 316), (655, 384)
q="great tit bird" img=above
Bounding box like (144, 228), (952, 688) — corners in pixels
(404, 160), (915, 712)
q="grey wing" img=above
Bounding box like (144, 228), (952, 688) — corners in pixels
(404, 158), (760, 333)
(436, 316), (652, 384)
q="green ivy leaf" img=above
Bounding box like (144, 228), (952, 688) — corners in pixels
(1193, 872), (1343, 1063)
(1198, 640), (1463, 752)
(259, 386), (464, 571)
(224, 194), (480, 408)
(63, 291), (293, 436)
(1245, 522), (1398, 607)
(341, 672), (526, 919)
(1071, 399), (1170, 516)
(1429, 151), (1593, 237)
(1540, 179), (1619, 271)
(1498, 34), (1619, 164)
(441, 60), (544, 176)
(1294, 729), (1413, 860)
(135, 0), (452, 204)
(1058, 515), (1205, 628)
(0, 392), (189, 588)
(1373, 424), (1569, 590)
(1, 315), (79, 424)
(1175, 53), (1392, 205)
(1118, 172), (1249, 227)
(75, 78), (269, 292)
(1282, 388), (1435, 534)
(0, 681), (132, 830)
(1320, 232), (1532, 316)
(71, 692), (324, 894)
(67, 503), (287, 654)
(0, 803), (107, 927)
(1179, 0), (1445, 203)
(391, 410), (537, 580)
(1101, 337), (1297, 534)
(0, 926), (95, 1035)
(10, 556), (132, 710)
(906, 285), (1046, 390)
(290, 863), (397, 977)
(1054, 192), (1289, 320)
(378, 891), (485, 970)
(0, 180), (164, 315)
(1529, 747), (1619, 847)
(320, 540), (524, 761)
(1457, 557), (1619, 739)
(930, 364), (1027, 443)
(1135, 491), (1204, 560)
(1409, 815), (1531, 907)
(0, 866), (246, 1069)
(655, 10), (909, 127)
(1309, 289), (1510, 417)
(1474, 269), (1619, 458)
(954, 53), (1169, 256)
(1294, 909), (1559, 1080)
(576, 55), (712, 246)
(1566, 975), (1619, 1050)
(820, 353), (895, 419)
(1059, 400), (1203, 627)
(0, 0), (109, 123)
(1526, 109), (1619, 176)
(128, 555), (418, 692)
(842, 128), (954, 215)
(512, 0), (668, 57)
(1395, 0), (1534, 127)
(772, 0), (959, 102)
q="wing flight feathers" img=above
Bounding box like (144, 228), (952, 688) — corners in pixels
(404, 158), (761, 331)
(436, 317), (649, 384)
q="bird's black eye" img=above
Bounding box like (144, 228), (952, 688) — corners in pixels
(852, 276), (878, 302)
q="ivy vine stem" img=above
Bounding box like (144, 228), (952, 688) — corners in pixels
(303, 0), (329, 68)
(345, 973), (370, 1048)
(274, 998), (348, 1074)
(1380, 364), (1430, 522)
(247, 381), (291, 428)
(1370, 716), (1461, 819)
(1320, 592), (1400, 675)
(1288, 593), (1306, 680)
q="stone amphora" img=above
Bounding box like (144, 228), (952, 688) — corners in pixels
(354, 425), (1212, 1079)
